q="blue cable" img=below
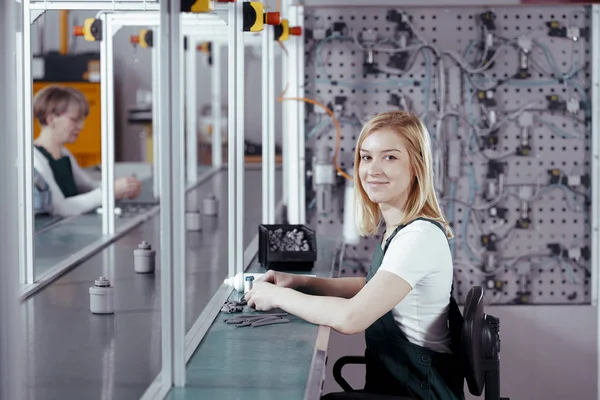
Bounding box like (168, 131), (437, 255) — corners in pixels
(537, 118), (580, 139)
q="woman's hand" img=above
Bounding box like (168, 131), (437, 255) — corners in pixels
(244, 281), (284, 311)
(256, 270), (303, 290)
(114, 177), (142, 199)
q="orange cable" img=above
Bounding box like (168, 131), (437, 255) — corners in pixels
(275, 40), (353, 181)
(278, 94), (353, 181)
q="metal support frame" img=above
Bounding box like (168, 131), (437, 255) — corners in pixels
(212, 43), (223, 168)
(100, 13), (116, 235)
(152, 33), (161, 200)
(282, 3), (306, 224)
(3, 0), (24, 397)
(262, 23), (276, 224)
(18, 0), (35, 285)
(185, 36), (198, 191)
(159, 0), (186, 388)
(228, 0), (245, 287)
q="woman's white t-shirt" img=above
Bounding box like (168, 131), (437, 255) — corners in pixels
(378, 219), (453, 354)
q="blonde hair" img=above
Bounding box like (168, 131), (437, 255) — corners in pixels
(33, 85), (89, 126)
(353, 111), (453, 239)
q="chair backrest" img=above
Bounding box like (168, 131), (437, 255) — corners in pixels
(462, 286), (485, 395)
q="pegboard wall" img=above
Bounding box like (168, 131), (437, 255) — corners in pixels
(303, 5), (594, 305)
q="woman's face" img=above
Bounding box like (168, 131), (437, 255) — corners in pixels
(47, 102), (85, 144)
(358, 129), (413, 208)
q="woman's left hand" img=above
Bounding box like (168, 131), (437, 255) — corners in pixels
(245, 281), (283, 311)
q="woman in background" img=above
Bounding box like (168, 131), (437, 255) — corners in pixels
(33, 85), (142, 217)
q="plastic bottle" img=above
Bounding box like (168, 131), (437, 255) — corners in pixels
(224, 273), (264, 292)
(89, 277), (115, 314)
(133, 241), (156, 273)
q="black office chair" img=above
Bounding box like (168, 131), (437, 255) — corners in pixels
(332, 287), (510, 400)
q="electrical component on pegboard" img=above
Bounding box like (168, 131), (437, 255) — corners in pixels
(387, 52), (410, 71)
(549, 243), (591, 263)
(485, 160), (504, 201)
(514, 264), (531, 305)
(358, 29), (379, 75)
(477, 89), (497, 107)
(326, 22), (347, 37)
(332, 96), (347, 116)
(484, 277), (504, 293)
(516, 201), (531, 229)
(181, 0), (233, 13)
(386, 10), (413, 38)
(482, 252), (498, 274)
(388, 93), (411, 111)
(548, 169), (590, 188)
(546, 95), (584, 115)
(313, 146), (335, 215)
(516, 112), (533, 156)
(546, 21), (589, 41)
(243, 2), (281, 32)
(130, 29), (153, 49)
(274, 19), (302, 42)
(478, 11), (497, 67)
(488, 206), (507, 221)
(515, 35), (532, 80)
(480, 233), (498, 251)
(73, 18), (102, 42)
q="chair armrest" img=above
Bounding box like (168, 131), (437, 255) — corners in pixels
(332, 356), (366, 392)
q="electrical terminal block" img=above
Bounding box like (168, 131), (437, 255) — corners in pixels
(480, 233), (498, 252)
(488, 206), (508, 220)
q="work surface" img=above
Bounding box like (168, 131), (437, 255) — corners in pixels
(166, 236), (340, 400)
(24, 167), (285, 400)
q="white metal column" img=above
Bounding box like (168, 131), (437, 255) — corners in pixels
(186, 36), (199, 188)
(100, 13), (116, 235)
(159, 0), (186, 388)
(294, 5), (306, 224)
(212, 43), (223, 168)
(228, 1), (245, 285)
(152, 34), (161, 201)
(3, 0), (24, 397)
(18, 0), (35, 285)
(283, 3), (305, 224)
(262, 24), (276, 224)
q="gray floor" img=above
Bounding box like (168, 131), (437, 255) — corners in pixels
(25, 168), (282, 400)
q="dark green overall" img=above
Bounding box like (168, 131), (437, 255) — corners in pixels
(36, 146), (79, 198)
(363, 218), (465, 400)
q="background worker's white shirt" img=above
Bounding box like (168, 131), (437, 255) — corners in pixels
(33, 146), (102, 217)
(379, 219), (453, 354)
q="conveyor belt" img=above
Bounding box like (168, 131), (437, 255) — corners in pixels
(165, 236), (341, 400)
(25, 168), (281, 400)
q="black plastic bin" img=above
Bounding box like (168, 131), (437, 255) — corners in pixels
(258, 224), (317, 271)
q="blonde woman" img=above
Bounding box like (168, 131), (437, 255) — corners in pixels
(33, 85), (142, 217)
(245, 111), (464, 399)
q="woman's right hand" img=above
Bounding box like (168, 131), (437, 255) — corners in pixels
(256, 270), (304, 290)
(114, 177), (142, 199)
